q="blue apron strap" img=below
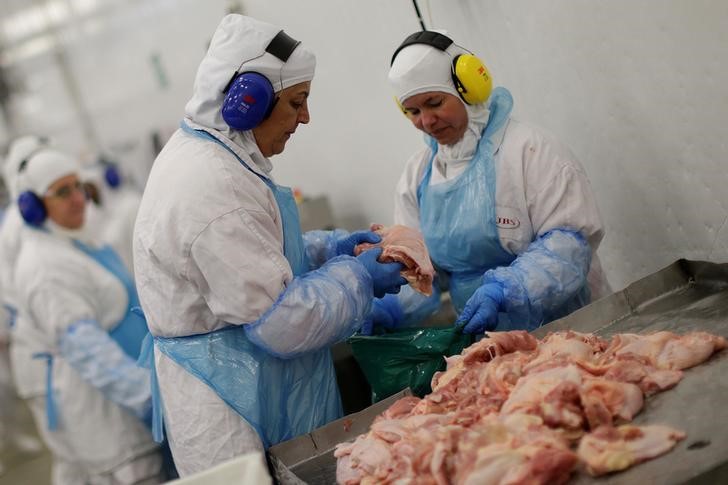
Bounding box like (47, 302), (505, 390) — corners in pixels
(137, 330), (165, 443)
(3, 304), (17, 328)
(72, 241), (148, 359)
(33, 352), (58, 431)
(180, 121), (264, 181)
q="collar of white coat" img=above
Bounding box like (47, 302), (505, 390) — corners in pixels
(27, 218), (100, 248)
(183, 118), (273, 179)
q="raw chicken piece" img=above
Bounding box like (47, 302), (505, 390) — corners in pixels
(454, 413), (577, 485)
(354, 223), (434, 295)
(580, 378), (644, 429)
(524, 331), (607, 372)
(433, 331), (536, 391)
(577, 424), (686, 476)
(605, 331), (727, 370)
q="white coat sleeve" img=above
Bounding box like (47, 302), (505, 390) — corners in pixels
(524, 131), (605, 249)
(190, 209), (374, 358)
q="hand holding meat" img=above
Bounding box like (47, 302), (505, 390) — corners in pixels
(335, 231), (381, 257)
(455, 282), (505, 334)
(353, 224), (434, 295)
(356, 248), (407, 298)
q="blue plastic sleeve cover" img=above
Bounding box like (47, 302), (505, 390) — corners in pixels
(59, 320), (152, 419)
(302, 229), (350, 270)
(482, 229), (591, 329)
(244, 255), (374, 359)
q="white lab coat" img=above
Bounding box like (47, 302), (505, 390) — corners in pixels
(133, 122), (290, 475)
(14, 227), (161, 482)
(394, 117), (611, 300)
(100, 187), (141, 275)
(0, 204), (24, 310)
(0, 208), (48, 401)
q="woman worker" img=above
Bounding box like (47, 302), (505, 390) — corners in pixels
(367, 30), (609, 335)
(13, 149), (162, 484)
(132, 14), (407, 476)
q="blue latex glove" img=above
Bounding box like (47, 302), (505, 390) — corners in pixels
(356, 248), (407, 298)
(360, 294), (404, 335)
(336, 231), (381, 257)
(455, 282), (505, 334)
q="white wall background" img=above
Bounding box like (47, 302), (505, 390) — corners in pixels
(1, 0), (727, 291)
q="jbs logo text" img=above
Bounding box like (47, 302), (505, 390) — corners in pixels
(496, 217), (520, 229)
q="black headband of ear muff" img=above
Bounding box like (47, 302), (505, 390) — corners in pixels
(390, 30), (454, 65)
(266, 30), (300, 62)
(17, 144), (49, 174)
(223, 30), (301, 94)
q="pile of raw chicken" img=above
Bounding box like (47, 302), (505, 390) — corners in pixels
(335, 329), (727, 484)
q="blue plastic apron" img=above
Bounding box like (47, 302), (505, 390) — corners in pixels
(39, 241), (149, 430)
(417, 88), (516, 313)
(73, 241), (149, 359)
(145, 123), (341, 448)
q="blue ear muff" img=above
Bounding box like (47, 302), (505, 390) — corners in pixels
(221, 72), (276, 131)
(104, 165), (122, 188)
(18, 191), (46, 227)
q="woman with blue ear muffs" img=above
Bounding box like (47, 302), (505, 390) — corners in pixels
(133, 14), (407, 477)
(12, 148), (164, 484)
(364, 30), (611, 336)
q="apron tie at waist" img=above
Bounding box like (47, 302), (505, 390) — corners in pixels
(32, 352), (58, 431)
(137, 332), (165, 443)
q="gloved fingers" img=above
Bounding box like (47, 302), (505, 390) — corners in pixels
(385, 276), (409, 295)
(363, 247), (383, 260)
(464, 302), (499, 334)
(462, 308), (490, 334)
(372, 306), (395, 328)
(380, 260), (404, 272)
(360, 319), (374, 336)
(455, 301), (478, 328)
(386, 285), (402, 295)
(352, 231), (382, 245)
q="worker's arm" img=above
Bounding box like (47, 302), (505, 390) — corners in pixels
(302, 229), (381, 270)
(481, 228), (591, 329)
(191, 211), (383, 359)
(30, 285), (151, 419)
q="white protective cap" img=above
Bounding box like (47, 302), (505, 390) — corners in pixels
(388, 36), (469, 105)
(17, 149), (79, 196)
(3, 135), (48, 199)
(185, 14), (316, 131)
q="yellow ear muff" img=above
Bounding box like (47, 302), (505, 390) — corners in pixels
(452, 54), (493, 105)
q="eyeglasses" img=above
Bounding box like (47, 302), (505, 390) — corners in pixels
(45, 181), (85, 200)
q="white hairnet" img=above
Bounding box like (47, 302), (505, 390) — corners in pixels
(388, 38), (468, 104)
(17, 149), (79, 196)
(185, 14), (316, 131)
(3, 135), (48, 199)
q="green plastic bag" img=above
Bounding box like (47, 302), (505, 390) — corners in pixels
(348, 327), (473, 402)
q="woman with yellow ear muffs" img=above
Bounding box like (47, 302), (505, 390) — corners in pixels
(361, 30), (611, 335)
